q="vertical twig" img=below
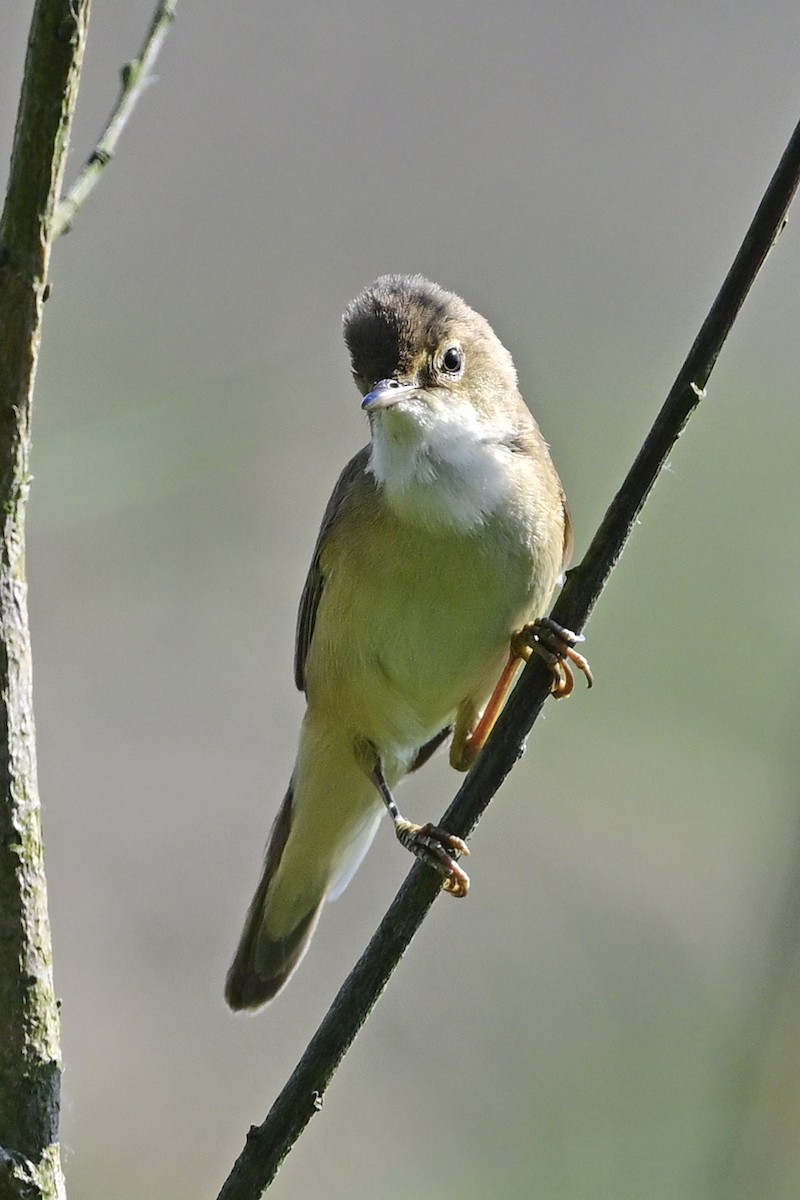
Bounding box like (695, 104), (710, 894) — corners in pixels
(0, 3), (92, 1197)
(53, 0), (177, 238)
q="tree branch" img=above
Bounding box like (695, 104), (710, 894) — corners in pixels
(214, 112), (800, 1200)
(0, 3), (92, 1196)
(52, 0), (177, 238)
(1, 2), (178, 1196)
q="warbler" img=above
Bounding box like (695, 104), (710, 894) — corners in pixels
(225, 274), (588, 1010)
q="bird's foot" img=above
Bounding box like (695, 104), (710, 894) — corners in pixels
(395, 819), (470, 897)
(513, 617), (593, 699)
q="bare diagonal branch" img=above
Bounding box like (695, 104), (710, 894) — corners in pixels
(214, 112), (800, 1200)
(53, 0), (177, 238)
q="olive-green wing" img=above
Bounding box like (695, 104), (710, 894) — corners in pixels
(560, 492), (574, 574)
(294, 445), (371, 693)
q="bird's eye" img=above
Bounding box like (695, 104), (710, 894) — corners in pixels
(441, 346), (463, 375)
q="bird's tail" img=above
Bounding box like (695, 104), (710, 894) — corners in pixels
(225, 783), (324, 1010)
(225, 745), (383, 1010)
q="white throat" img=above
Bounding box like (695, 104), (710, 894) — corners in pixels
(367, 399), (516, 532)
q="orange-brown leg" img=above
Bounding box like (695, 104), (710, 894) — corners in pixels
(451, 619), (593, 771)
(450, 655), (524, 771)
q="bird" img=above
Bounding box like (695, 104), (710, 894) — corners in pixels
(225, 274), (590, 1010)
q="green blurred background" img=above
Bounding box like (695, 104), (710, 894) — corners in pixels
(3, 3), (800, 1197)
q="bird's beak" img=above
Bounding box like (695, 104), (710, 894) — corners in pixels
(361, 378), (419, 411)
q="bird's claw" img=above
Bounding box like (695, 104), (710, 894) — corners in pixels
(395, 819), (470, 897)
(513, 617), (594, 699)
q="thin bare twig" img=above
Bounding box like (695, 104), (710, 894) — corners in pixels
(53, 0), (177, 238)
(215, 112), (800, 1200)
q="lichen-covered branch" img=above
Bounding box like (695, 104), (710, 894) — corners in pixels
(214, 112), (800, 1200)
(53, 0), (177, 238)
(1, 1), (178, 1192)
(0, 3), (91, 1198)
